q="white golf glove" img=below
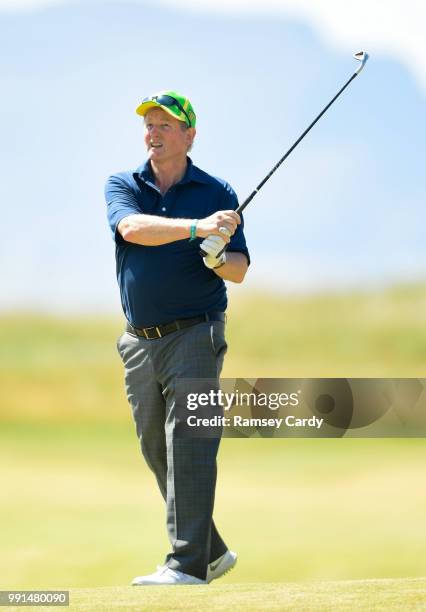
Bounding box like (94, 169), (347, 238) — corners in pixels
(200, 234), (226, 257)
(200, 227), (232, 257)
(203, 252), (227, 269)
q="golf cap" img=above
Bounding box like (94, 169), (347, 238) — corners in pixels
(136, 90), (196, 128)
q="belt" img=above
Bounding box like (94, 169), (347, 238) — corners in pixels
(126, 312), (226, 340)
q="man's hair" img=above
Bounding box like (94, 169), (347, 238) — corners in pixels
(180, 121), (194, 151)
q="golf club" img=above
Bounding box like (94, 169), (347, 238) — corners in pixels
(236, 51), (369, 214)
(200, 51), (369, 260)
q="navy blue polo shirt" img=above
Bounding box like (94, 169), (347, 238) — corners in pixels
(105, 157), (250, 328)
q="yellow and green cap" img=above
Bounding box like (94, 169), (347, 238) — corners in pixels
(136, 90), (196, 128)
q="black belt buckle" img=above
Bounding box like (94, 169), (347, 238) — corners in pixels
(143, 326), (162, 339)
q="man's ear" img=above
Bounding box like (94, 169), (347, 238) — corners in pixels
(187, 127), (196, 147)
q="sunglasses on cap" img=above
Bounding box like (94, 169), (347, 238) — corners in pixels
(142, 94), (192, 127)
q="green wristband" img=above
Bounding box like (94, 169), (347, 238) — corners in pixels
(189, 219), (198, 241)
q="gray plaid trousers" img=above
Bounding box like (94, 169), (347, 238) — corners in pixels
(117, 320), (228, 580)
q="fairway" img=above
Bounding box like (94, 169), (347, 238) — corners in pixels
(1, 287), (426, 603)
(1, 423), (425, 589)
(5, 579), (426, 611)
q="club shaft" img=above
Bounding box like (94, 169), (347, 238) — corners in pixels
(236, 72), (358, 214)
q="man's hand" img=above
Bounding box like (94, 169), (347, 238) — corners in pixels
(197, 210), (240, 257)
(196, 210), (241, 240)
(200, 234), (226, 258)
(203, 252), (226, 269)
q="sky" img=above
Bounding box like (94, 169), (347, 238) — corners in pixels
(1, 0), (425, 313)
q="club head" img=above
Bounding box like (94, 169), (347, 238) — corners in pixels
(353, 51), (369, 75)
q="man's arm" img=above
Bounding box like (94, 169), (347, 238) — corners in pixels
(117, 210), (240, 246)
(212, 252), (249, 284)
(117, 214), (191, 245)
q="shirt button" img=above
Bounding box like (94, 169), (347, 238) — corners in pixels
(161, 207), (166, 212)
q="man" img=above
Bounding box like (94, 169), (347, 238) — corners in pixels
(105, 91), (250, 586)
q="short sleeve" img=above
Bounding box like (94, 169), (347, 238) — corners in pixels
(104, 174), (142, 244)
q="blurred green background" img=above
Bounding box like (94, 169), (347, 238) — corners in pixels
(1, 284), (426, 588)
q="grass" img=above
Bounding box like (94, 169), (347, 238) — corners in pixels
(227, 283), (426, 376)
(1, 285), (426, 607)
(1, 284), (426, 422)
(5, 579), (426, 611)
(1, 423), (425, 590)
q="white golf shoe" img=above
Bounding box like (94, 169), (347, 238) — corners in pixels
(206, 550), (238, 583)
(132, 565), (206, 586)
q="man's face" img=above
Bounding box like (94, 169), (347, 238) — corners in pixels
(144, 108), (195, 164)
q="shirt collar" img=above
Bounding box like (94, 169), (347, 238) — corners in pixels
(133, 156), (209, 186)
